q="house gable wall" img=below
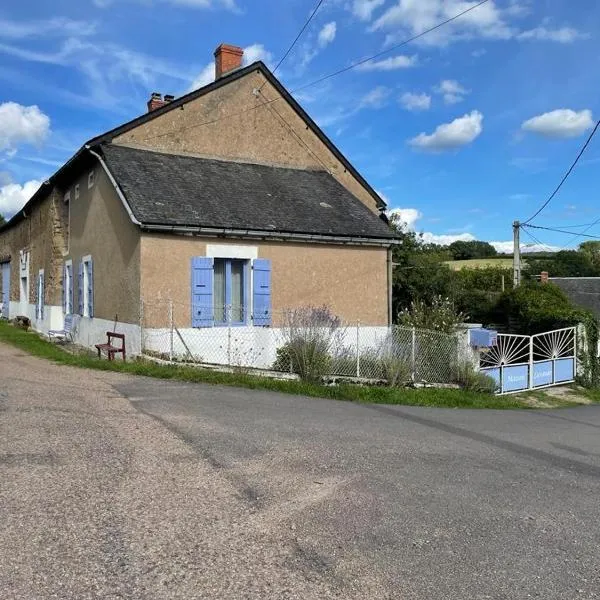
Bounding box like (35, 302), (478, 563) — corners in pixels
(112, 70), (381, 215)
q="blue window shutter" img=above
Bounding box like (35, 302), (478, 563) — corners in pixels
(191, 257), (214, 327)
(78, 261), (84, 315)
(87, 258), (94, 318)
(68, 264), (74, 314)
(252, 259), (272, 326)
(62, 264), (66, 314)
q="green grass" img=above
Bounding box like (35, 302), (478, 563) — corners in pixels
(0, 320), (536, 409)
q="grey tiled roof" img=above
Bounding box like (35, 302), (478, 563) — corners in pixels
(101, 144), (396, 240)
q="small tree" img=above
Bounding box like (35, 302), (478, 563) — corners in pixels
(398, 296), (465, 333)
(274, 306), (345, 382)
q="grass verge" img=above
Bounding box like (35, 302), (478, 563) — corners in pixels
(0, 321), (544, 409)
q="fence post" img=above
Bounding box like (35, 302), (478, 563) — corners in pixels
(227, 304), (232, 367)
(356, 321), (361, 378)
(529, 335), (534, 390)
(169, 299), (174, 361)
(411, 327), (416, 381)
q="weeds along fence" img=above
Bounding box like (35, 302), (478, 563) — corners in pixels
(140, 300), (464, 384)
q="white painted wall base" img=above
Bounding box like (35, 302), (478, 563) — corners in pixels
(5, 303), (141, 358)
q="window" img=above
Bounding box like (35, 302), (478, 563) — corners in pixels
(75, 184), (80, 200)
(191, 257), (271, 328)
(64, 191), (71, 204)
(19, 249), (29, 313)
(214, 258), (246, 324)
(78, 256), (93, 317)
(63, 261), (73, 314)
(88, 170), (95, 189)
(36, 270), (44, 321)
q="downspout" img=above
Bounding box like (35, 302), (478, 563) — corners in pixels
(85, 146), (142, 226)
(387, 247), (393, 326)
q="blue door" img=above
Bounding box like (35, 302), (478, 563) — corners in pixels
(1, 262), (10, 319)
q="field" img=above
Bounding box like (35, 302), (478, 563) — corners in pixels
(444, 257), (515, 271)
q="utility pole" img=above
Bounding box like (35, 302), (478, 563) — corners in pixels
(513, 220), (521, 287)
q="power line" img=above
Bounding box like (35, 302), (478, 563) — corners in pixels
(260, 0), (325, 87)
(139, 0), (491, 144)
(523, 223), (600, 241)
(522, 119), (600, 225)
(291, 0), (491, 93)
(562, 214), (600, 248)
(520, 226), (555, 253)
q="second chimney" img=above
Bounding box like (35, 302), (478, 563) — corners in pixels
(214, 44), (244, 79)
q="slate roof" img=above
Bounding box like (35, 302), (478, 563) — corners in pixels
(101, 144), (396, 240)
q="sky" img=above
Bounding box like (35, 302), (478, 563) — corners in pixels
(1, 0), (599, 253)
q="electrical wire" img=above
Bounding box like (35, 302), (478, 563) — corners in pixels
(523, 223), (600, 241)
(139, 0), (491, 144)
(522, 119), (600, 225)
(262, 0), (325, 85)
(562, 214), (600, 248)
(520, 226), (556, 253)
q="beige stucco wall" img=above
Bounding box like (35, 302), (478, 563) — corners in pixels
(0, 188), (66, 307)
(140, 234), (388, 328)
(113, 70), (381, 214)
(67, 166), (141, 324)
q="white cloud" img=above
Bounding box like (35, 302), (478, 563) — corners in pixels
(399, 92), (431, 111)
(371, 0), (514, 46)
(521, 109), (594, 139)
(357, 54), (417, 71)
(93, 0), (238, 9)
(352, 0), (386, 21)
(360, 86), (390, 108)
(435, 79), (469, 104)
(188, 43), (273, 92)
(388, 207), (423, 230)
(490, 240), (559, 253)
(0, 17), (96, 39)
(0, 103), (50, 153)
(518, 26), (587, 43)
(0, 179), (42, 217)
(422, 232), (476, 245)
(318, 22), (337, 47)
(409, 110), (483, 152)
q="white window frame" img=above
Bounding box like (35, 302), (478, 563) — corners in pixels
(36, 269), (44, 320)
(75, 184), (80, 200)
(64, 259), (73, 314)
(64, 190), (71, 203)
(88, 170), (95, 189)
(19, 249), (29, 310)
(82, 254), (92, 318)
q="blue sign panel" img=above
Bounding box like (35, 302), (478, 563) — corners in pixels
(555, 358), (574, 383)
(532, 361), (553, 387)
(482, 367), (501, 389)
(503, 365), (529, 392)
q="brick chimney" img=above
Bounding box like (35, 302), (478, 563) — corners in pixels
(214, 44), (244, 79)
(147, 92), (175, 112)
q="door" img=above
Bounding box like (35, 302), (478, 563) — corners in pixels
(1, 262), (10, 319)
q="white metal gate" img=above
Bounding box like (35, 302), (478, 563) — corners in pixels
(480, 327), (576, 394)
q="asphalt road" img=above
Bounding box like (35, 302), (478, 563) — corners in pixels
(1, 342), (600, 599)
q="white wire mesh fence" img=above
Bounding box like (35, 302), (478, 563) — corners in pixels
(140, 300), (463, 385)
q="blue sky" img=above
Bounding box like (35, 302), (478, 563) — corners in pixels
(1, 0), (599, 252)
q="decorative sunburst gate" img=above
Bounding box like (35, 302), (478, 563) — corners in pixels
(480, 327), (576, 394)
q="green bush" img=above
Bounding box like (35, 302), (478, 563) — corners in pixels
(455, 362), (498, 394)
(273, 340), (332, 382)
